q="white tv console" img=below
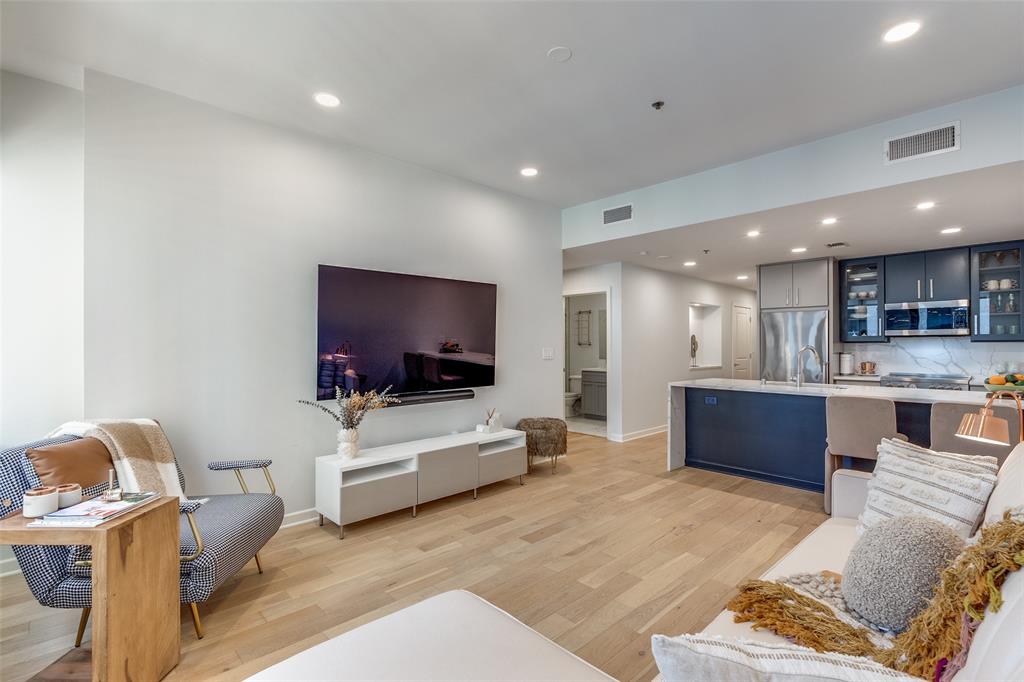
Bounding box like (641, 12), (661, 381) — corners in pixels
(315, 428), (527, 538)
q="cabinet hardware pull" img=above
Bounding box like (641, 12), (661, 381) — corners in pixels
(796, 288), (800, 305)
(974, 314), (979, 335)
(929, 278), (934, 299)
(786, 288), (790, 306)
(917, 279), (921, 299)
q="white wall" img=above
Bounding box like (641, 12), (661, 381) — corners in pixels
(80, 71), (563, 519)
(563, 86), (1024, 248)
(0, 71), (84, 446)
(619, 263), (757, 439)
(566, 293), (606, 378)
(564, 262), (755, 441)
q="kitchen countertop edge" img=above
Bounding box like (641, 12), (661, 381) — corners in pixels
(669, 378), (993, 405)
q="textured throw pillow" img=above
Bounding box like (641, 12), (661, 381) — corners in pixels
(859, 438), (997, 538)
(842, 515), (963, 632)
(650, 635), (920, 682)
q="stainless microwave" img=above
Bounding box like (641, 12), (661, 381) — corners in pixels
(884, 299), (970, 336)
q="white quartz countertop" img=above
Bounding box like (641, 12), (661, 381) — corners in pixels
(833, 374), (882, 382)
(669, 378), (992, 405)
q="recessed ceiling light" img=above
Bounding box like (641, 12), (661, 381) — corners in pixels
(546, 46), (573, 63)
(736, 275), (749, 281)
(884, 21), (921, 43)
(916, 201), (935, 210)
(520, 167), (538, 177)
(821, 217), (838, 226)
(683, 261), (697, 267)
(792, 247), (808, 253)
(313, 92), (341, 108)
(746, 230), (761, 237)
(941, 226), (962, 234)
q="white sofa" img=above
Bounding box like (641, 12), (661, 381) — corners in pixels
(697, 442), (1024, 682)
(251, 444), (1024, 681)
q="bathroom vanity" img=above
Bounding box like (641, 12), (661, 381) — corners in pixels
(581, 368), (607, 419)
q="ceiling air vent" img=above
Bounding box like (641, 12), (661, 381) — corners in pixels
(826, 242), (849, 249)
(884, 121), (959, 165)
(603, 204), (633, 225)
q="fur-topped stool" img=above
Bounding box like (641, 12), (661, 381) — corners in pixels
(515, 417), (567, 474)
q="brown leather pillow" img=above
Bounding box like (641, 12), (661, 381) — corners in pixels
(25, 437), (114, 489)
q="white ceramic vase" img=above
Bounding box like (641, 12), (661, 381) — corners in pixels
(337, 428), (360, 459)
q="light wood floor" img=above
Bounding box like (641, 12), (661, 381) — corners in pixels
(1, 433), (826, 681)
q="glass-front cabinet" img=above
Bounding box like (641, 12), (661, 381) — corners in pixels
(972, 241), (1024, 342)
(840, 257), (887, 343)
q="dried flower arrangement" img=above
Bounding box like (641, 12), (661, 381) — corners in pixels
(298, 385), (400, 429)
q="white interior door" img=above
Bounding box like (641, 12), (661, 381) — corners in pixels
(732, 305), (753, 379)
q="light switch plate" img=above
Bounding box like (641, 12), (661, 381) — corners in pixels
(541, 347), (554, 360)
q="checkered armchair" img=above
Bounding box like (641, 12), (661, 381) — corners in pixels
(0, 434), (284, 642)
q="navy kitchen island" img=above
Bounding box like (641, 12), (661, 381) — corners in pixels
(667, 379), (989, 493)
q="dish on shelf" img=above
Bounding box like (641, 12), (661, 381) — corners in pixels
(985, 384), (1024, 393)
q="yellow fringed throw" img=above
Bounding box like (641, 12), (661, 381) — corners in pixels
(726, 515), (1024, 680)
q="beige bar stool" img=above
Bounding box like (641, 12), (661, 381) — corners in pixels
(824, 396), (905, 514)
(930, 401), (1019, 465)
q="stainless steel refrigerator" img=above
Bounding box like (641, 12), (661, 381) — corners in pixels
(760, 308), (830, 384)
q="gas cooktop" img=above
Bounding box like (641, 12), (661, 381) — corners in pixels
(879, 372), (972, 390)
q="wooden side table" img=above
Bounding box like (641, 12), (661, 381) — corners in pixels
(0, 496), (180, 682)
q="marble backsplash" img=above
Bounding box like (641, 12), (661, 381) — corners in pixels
(839, 337), (1024, 379)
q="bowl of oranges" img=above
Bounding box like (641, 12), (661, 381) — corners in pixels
(985, 373), (1024, 392)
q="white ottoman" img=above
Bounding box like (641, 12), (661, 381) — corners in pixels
(248, 590), (614, 681)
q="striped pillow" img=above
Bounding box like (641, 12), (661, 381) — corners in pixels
(859, 438), (998, 538)
(651, 635), (920, 681)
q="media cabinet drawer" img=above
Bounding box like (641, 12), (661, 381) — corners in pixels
(341, 469), (417, 525)
(418, 444), (478, 504)
(479, 445), (527, 486)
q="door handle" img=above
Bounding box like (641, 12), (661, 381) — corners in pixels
(929, 278), (934, 299)
(974, 314), (979, 335)
(917, 279), (921, 299)
(879, 315), (883, 335)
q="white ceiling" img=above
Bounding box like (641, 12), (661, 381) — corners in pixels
(562, 162), (1024, 290)
(3, 1), (1022, 207)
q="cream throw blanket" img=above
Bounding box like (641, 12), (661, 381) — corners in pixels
(48, 419), (188, 502)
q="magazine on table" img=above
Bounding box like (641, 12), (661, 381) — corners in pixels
(28, 492), (160, 528)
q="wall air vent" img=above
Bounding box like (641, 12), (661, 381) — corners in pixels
(884, 121), (959, 165)
(603, 204), (633, 225)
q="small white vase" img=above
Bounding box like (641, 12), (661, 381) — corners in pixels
(337, 428), (360, 460)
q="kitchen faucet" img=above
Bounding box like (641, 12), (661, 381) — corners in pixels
(796, 345), (823, 388)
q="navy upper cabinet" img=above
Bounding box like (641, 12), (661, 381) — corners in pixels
(885, 248), (969, 303)
(971, 241), (1023, 342)
(840, 257), (886, 343)
(926, 248), (970, 301)
(885, 252), (925, 303)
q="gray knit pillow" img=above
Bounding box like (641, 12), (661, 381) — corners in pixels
(842, 515), (963, 632)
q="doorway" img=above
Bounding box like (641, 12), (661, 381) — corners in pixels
(563, 292), (608, 438)
(732, 304), (753, 379)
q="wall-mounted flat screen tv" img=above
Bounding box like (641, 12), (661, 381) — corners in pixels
(316, 265), (497, 399)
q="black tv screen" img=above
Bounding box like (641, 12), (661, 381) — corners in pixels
(316, 265), (497, 399)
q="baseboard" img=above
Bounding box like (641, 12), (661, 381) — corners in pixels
(0, 555), (21, 577)
(281, 507), (318, 529)
(608, 424), (667, 443)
